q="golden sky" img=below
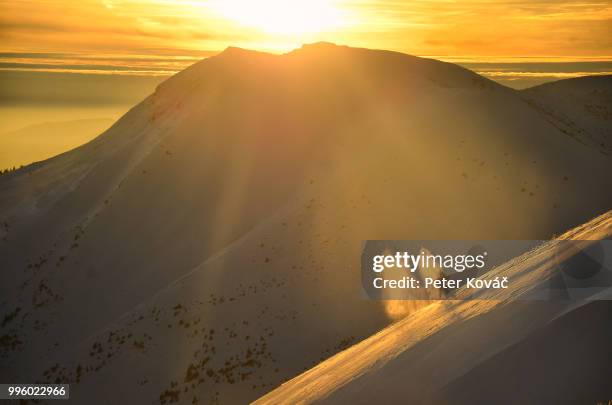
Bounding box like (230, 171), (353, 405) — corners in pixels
(0, 0), (611, 90)
(1, 0), (611, 58)
(0, 1), (611, 159)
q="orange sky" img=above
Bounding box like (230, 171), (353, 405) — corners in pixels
(1, 0), (611, 59)
(0, 1), (611, 161)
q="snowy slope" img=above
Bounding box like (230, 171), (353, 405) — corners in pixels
(254, 211), (612, 405)
(0, 43), (611, 404)
(522, 75), (612, 155)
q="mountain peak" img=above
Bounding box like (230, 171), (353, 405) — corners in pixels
(218, 46), (259, 57)
(298, 41), (343, 50)
(289, 42), (356, 56)
(218, 42), (345, 58)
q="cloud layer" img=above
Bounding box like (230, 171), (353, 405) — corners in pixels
(0, 0), (610, 90)
(1, 0), (611, 57)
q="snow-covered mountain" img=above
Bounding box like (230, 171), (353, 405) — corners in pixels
(1, 43), (610, 404)
(255, 211), (612, 405)
(522, 75), (612, 156)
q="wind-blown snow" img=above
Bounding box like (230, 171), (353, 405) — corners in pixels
(254, 211), (612, 405)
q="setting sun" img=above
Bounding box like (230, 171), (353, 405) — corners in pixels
(212, 0), (347, 35)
